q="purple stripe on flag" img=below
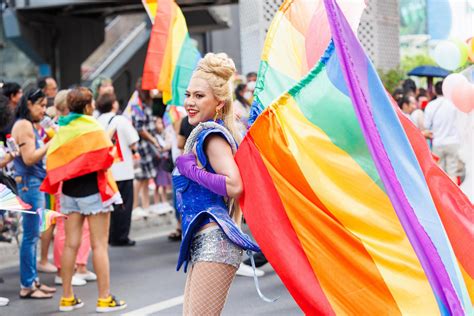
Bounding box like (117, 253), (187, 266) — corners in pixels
(323, 0), (463, 314)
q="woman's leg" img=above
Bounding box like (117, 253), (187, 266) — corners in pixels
(75, 219), (91, 271)
(139, 179), (150, 210)
(160, 186), (167, 204)
(20, 212), (40, 289)
(18, 177), (45, 291)
(39, 225), (54, 266)
(62, 213), (84, 298)
(133, 180), (139, 210)
(87, 212), (111, 299)
(183, 262), (237, 315)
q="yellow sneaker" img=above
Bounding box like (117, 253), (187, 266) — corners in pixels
(96, 295), (127, 313)
(59, 295), (84, 312)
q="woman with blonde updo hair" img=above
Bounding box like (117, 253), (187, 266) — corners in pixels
(174, 53), (260, 315)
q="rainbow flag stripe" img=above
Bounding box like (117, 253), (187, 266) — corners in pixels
(236, 0), (473, 314)
(141, 0), (201, 106)
(248, 0), (365, 125)
(38, 208), (66, 232)
(163, 104), (181, 127)
(41, 113), (121, 207)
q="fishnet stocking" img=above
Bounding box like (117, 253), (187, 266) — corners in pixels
(183, 262), (237, 315)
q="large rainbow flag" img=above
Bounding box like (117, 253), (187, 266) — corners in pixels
(41, 113), (121, 207)
(248, 0), (365, 125)
(235, 0), (473, 314)
(141, 0), (201, 106)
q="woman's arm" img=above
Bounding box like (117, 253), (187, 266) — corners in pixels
(205, 135), (243, 199)
(12, 120), (50, 166)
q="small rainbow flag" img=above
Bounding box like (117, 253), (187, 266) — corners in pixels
(162, 104), (181, 127)
(37, 208), (66, 232)
(0, 184), (34, 214)
(41, 113), (122, 207)
(122, 90), (145, 122)
(236, 0), (473, 314)
(141, 0), (201, 106)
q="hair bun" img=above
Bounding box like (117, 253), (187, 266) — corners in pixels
(196, 53), (236, 82)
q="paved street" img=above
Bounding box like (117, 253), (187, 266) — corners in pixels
(0, 227), (301, 315)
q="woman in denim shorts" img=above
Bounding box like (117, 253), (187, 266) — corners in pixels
(42, 87), (126, 313)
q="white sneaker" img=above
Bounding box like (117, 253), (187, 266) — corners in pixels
(0, 297), (9, 307)
(150, 202), (173, 215)
(75, 271), (97, 281)
(54, 275), (87, 286)
(236, 263), (265, 277)
(132, 207), (149, 220)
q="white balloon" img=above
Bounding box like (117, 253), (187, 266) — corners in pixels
(442, 73), (468, 100)
(433, 41), (461, 71)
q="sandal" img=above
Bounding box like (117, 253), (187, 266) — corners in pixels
(168, 229), (182, 241)
(34, 282), (57, 294)
(19, 288), (53, 299)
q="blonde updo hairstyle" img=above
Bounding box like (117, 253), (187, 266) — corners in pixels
(192, 53), (241, 143)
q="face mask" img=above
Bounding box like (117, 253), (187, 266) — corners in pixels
(246, 81), (256, 91)
(243, 91), (253, 101)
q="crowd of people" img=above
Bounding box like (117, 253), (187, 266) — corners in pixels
(0, 64), (261, 311)
(2, 52), (468, 313)
(393, 78), (466, 183)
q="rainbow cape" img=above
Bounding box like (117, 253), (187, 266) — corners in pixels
(141, 0), (201, 106)
(38, 208), (66, 232)
(0, 183), (34, 214)
(248, 0), (365, 125)
(40, 113), (122, 207)
(235, 0), (473, 314)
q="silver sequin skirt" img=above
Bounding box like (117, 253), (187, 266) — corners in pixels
(190, 226), (243, 268)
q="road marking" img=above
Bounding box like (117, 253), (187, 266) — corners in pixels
(122, 295), (184, 316)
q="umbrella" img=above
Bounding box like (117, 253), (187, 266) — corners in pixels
(407, 66), (450, 94)
(407, 66), (450, 78)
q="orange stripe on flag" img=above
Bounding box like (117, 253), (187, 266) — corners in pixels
(250, 108), (401, 315)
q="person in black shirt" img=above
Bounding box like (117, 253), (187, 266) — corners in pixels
(53, 87), (126, 313)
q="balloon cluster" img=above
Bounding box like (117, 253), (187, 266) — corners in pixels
(442, 73), (474, 113)
(432, 38), (473, 71)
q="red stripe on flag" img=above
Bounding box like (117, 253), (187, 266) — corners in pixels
(142, 0), (173, 90)
(235, 135), (334, 315)
(394, 99), (474, 277)
(43, 148), (114, 188)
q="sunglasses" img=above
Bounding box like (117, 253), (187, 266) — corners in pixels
(28, 88), (45, 103)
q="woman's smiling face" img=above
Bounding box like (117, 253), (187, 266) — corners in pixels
(184, 77), (223, 126)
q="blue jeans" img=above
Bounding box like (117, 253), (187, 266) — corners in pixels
(17, 175), (45, 288)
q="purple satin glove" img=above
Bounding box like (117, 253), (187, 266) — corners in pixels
(176, 153), (227, 197)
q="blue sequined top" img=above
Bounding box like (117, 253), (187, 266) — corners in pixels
(173, 121), (260, 272)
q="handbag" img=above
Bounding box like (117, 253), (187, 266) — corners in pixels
(162, 151), (175, 173)
(0, 170), (18, 195)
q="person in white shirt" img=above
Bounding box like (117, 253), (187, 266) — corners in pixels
(97, 93), (140, 246)
(424, 81), (461, 181)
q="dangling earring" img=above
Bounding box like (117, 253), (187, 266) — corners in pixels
(213, 109), (220, 121)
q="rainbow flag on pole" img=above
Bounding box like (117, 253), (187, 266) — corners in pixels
(0, 184), (33, 213)
(141, 0), (201, 106)
(236, 0), (473, 314)
(38, 208), (66, 232)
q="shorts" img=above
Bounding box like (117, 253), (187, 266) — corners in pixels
(190, 226), (243, 269)
(60, 193), (112, 215)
